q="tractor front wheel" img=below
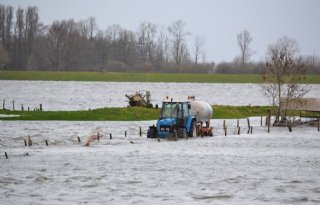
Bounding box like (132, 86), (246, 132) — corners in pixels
(147, 127), (157, 138)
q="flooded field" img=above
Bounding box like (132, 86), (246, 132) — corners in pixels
(1, 80), (319, 110)
(1, 119), (320, 204)
(1, 80), (320, 204)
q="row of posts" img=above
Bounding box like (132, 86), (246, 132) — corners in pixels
(2, 100), (42, 111)
(3, 120), (320, 159)
(3, 127), (144, 159)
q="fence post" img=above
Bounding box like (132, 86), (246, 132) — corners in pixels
(5, 152), (8, 159)
(21, 104), (24, 111)
(125, 131), (127, 137)
(260, 116), (263, 127)
(139, 127), (142, 137)
(223, 120), (226, 130)
(318, 119), (319, 132)
(237, 119), (239, 128)
(27, 135), (32, 146)
(45, 140), (48, 146)
(237, 126), (240, 135)
(2, 99), (5, 110)
(12, 100), (15, 111)
(40, 104), (42, 111)
(110, 133), (112, 139)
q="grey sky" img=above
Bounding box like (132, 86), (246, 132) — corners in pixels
(2, 0), (320, 63)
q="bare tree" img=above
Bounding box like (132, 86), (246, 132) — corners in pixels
(237, 30), (253, 64)
(137, 22), (157, 63)
(155, 26), (170, 64)
(0, 43), (9, 65)
(193, 36), (204, 64)
(261, 36), (310, 125)
(24, 6), (39, 70)
(88, 16), (97, 40)
(0, 5), (13, 52)
(46, 20), (77, 71)
(13, 7), (24, 69)
(168, 20), (190, 65)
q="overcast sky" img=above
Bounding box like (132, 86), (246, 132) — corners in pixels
(2, 0), (320, 63)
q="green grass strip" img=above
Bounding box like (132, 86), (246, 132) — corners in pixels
(1, 71), (319, 84)
(0, 105), (273, 121)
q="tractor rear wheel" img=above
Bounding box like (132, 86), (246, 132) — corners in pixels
(177, 128), (186, 139)
(188, 120), (197, 138)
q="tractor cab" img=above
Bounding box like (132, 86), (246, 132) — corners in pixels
(147, 99), (197, 139)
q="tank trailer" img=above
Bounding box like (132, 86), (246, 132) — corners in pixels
(147, 97), (213, 139)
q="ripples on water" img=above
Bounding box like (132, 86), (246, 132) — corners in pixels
(1, 120), (320, 204)
(1, 80), (319, 110)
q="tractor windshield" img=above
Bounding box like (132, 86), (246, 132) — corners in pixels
(161, 102), (189, 118)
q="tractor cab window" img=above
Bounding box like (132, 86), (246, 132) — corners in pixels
(161, 102), (183, 118)
(183, 102), (190, 117)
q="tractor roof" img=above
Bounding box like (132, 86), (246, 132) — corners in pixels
(162, 99), (190, 103)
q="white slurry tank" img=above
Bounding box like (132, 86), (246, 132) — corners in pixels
(190, 100), (213, 123)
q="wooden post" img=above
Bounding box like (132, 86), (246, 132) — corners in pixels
(266, 109), (271, 126)
(237, 126), (240, 135)
(21, 104), (24, 111)
(77, 137), (81, 143)
(237, 119), (239, 128)
(97, 132), (100, 141)
(110, 133), (112, 139)
(27, 135), (32, 146)
(5, 152), (8, 159)
(318, 119), (319, 131)
(288, 120), (292, 132)
(125, 131), (127, 137)
(260, 116), (263, 127)
(139, 126), (142, 137)
(45, 140), (48, 146)
(250, 126), (253, 134)
(247, 118), (251, 129)
(224, 126), (227, 136)
(12, 100), (15, 111)
(28, 107), (30, 112)
(24, 139), (27, 146)
(40, 104), (42, 111)
(223, 120), (226, 130)
(2, 99), (4, 109)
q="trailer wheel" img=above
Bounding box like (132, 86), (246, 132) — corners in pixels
(188, 120), (197, 138)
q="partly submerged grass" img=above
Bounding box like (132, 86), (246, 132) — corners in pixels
(0, 105), (272, 121)
(1, 71), (319, 83)
(212, 105), (273, 119)
(0, 107), (159, 121)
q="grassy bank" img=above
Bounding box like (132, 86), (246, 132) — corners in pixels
(0, 105), (272, 121)
(1, 71), (319, 83)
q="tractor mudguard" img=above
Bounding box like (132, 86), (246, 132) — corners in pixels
(186, 116), (196, 133)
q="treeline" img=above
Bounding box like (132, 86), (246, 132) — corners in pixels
(0, 4), (319, 74)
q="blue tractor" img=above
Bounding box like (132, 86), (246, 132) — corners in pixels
(147, 99), (197, 139)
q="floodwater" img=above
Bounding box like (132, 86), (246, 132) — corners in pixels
(1, 119), (320, 204)
(1, 80), (319, 110)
